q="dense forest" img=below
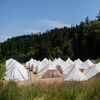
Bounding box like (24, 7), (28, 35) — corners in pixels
(0, 12), (100, 62)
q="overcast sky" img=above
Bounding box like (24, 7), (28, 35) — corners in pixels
(0, 0), (100, 42)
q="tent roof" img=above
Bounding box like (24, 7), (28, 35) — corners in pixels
(38, 64), (58, 78)
(64, 64), (88, 81)
(83, 59), (94, 68)
(6, 58), (15, 69)
(4, 59), (28, 81)
(66, 58), (73, 65)
(73, 59), (83, 68)
(48, 64), (56, 70)
(42, 58), (48, 62)
(74, 59), (83, 63)
(57, 58), (64, 63)
(25, 58), (38, 68)
(84, 63), (100, 78)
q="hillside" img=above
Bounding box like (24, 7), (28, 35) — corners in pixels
(0, 17), (100, 62)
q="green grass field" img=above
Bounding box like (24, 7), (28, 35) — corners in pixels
(0, 62), (100, 100)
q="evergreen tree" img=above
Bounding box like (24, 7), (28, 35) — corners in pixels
(96, 10), (100, 21)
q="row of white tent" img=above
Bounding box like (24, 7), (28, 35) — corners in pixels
(4, 58), (100, 81)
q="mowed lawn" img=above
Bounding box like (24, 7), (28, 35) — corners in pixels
(0, 63), (100, 100)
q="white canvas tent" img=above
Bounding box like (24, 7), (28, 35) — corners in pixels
(25, 58), (39, 73)
(36, 61), (48, 74)
(41, 58), (49, 67)
(82, 59), (94, 68)
(38, 63), (55, 77)
(52, 59), (70, 74)
(37, 65), (48, 78)
(6, 58), (15, 69)
(74, 59), (83, 66)
(57, 58), (64, 63)
(38, 63), (62, 78)
(66, 58), (73, 65)
(4, 59), (28, 81)
(64, 64), (88, 81)
(73, 58), (84, 69)
(25, 58), (37, 69)
(59, 62), (70, 74)
(42, 64), (62, 78)
(84, 63), (100, 79)
(42, 58), (48, 63)
(80, 59), (94, 73)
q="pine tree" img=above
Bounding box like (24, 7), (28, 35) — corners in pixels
(85, 16), (89, 24)
(96, 10), (100, 21)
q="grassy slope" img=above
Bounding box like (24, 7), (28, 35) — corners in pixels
(0, 80), (100, 100)
(0, 63), (5, 80)
(0, 61), (100, 100)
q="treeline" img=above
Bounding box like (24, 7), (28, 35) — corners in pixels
(0, 13), (100, 62)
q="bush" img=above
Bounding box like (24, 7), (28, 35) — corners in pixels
(0, 81), (20, 100)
